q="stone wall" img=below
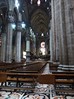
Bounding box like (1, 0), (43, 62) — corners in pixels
(51, 0), (74, 65)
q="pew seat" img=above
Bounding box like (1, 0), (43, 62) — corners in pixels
(7, 77), (35, 83)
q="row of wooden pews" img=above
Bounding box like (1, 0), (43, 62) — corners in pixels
(47, 61), (74, 96)
(0, 61), (74, 96)
(0, 61), (47, 91)
(0, 62), (26, 71)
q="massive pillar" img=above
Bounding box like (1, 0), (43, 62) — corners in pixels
(51, 0), (56, 62)
(6, 11), (14, 63)
(26, 27), (31, 63)
(51, 0), (69, 64)
(1, 33), (6, 62)
(59, 0), (68, 64)
(51, 0), (74, 65)
(6, 0), (14, 63)
(15, 13), (22, 62)
(51, 0), (60, 62)
(30, 36), (36, 55)
(64, 0), (74, 65)
(54, 0), (60, 62)
(33, 35), (36, 55)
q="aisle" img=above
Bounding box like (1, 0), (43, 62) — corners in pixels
(42, 63), (50, 74)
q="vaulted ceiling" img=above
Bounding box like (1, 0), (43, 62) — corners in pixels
(21, 0), (51, 35)
(0, 0), (51, 36)
(31, 9), (49, 34)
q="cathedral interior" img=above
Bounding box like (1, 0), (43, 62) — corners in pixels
(0, 0), (74, 99)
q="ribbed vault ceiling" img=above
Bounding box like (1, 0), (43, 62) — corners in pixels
(31, 9), (49, 34)
(0, 0), (51, 36)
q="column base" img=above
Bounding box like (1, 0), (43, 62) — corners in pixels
(26, 51), (31, 64)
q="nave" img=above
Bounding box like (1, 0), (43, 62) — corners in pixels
(0, 0), (74, 98)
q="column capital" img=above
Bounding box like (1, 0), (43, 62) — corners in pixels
(7, 10), (14, 23)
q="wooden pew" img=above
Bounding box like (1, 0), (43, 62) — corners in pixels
(0, 72), (74, 91)
(0, 72), (7, 87)
(37, 74), (55, 84)
(6, 73), (74, 88)
(8, 61), (47, 73)
(51, 71), (74, 84)
(37, 74), (74, 84)
(48, 61), (59, 71)
(0, 64), (47, 91)
(0, 61), (46, 72)
(6, 73), (39, 87)
(1, 62), (74, 86)
(3, 72), (72, 90)
(0, 62), (25, 71)
(37, 73), (74, 94)
(4, 61), (47, 87)
(0, 62), (24, 66)
(0, 72), (7, 82)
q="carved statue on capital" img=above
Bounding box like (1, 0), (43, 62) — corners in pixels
(7, 10), (15, 23)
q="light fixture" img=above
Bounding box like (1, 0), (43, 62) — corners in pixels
(37, 0), (41, 6)
(12, 23), (16, 29)
(41, 33), (44, 36)
(15, 0), (20, 9)
(21, 22), (26, 29)
(23, 51), (26, 59)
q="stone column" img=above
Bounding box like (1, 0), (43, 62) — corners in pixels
(1, 33), (6, 62)
(59, 0), (68, 64)
(51, 0), (69, 64)
(51, 0), (56, 62)
(33, 35), (36, 55)
(26, 27), (31, 63)
(15, 13), (22, 62)
(21, 40), (25, 59)
(55, 0), (62, 64)
(64, 0), (74, 65)
(6, 11), (14, 63)
(51, 0), (74, 65)
(59, 0), (74, 69)
(50, 29), (53, 61)
(6, 0), (14, 63)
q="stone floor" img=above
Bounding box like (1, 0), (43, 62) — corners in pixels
(0, 82), (74, 99)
